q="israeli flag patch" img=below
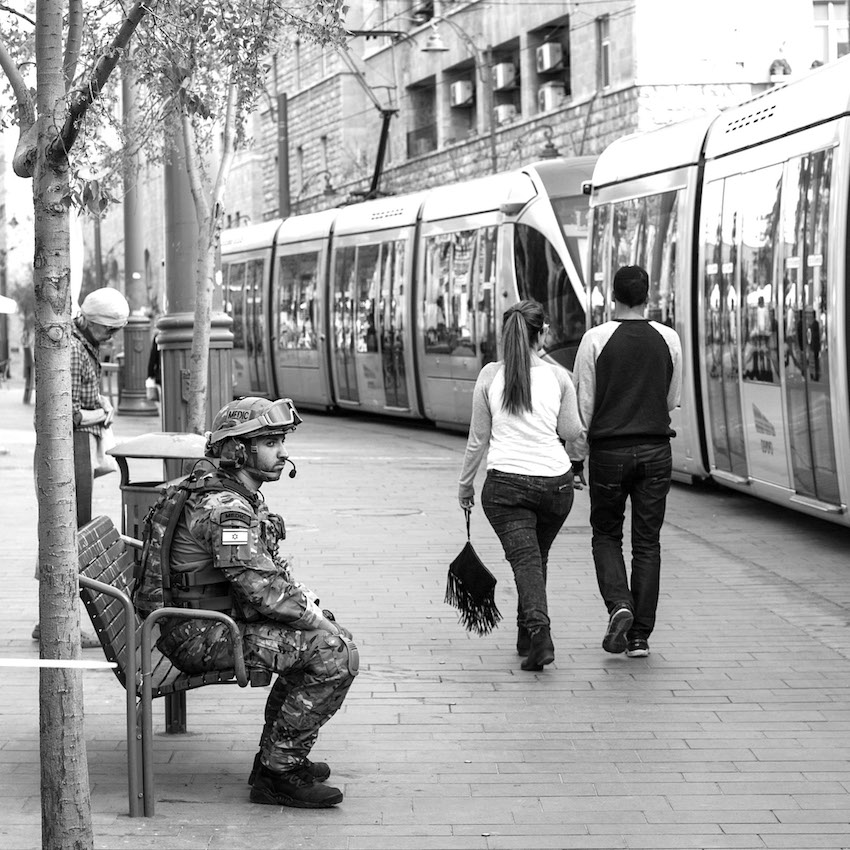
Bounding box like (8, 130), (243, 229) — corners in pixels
(221, 529), (249, 546)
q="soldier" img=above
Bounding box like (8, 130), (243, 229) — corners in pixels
(143, 397), (358, 808)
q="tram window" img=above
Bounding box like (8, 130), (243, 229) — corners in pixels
(738, 166), (782, 384)
(224, 262), (246, 349)
(245, 259), (264, 357)
(514, 223), (584, 370)
(608, 191), (678, 328)
(588, 204), (609, 327)
(423, 230), (477, 357)
(278, 253), (319, 351)
(550, 195), (591, 287)
(356, 244), (380, 353)
(476, 226), (498, 364)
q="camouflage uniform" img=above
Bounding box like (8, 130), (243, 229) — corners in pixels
(156, 473), (356, 774)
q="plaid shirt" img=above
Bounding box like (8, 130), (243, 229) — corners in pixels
(71, 320), (105, 436)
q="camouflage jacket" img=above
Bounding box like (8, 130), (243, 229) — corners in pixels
(168, 480), (324, 630)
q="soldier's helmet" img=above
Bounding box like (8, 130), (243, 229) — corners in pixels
(205, 397), (302, 458)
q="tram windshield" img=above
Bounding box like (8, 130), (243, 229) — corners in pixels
(550, 194), (590, 288)
(514, 223), (585, 371)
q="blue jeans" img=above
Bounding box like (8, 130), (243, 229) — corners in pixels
(482, 470), (574, 633)
(589, 442), (672, 641)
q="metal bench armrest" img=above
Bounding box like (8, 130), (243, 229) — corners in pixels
(141, 608), (248, 688)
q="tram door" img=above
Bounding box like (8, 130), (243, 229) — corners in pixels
(702, 178), (748, 478)
(780, 150), (840, 504)
(330, 239), (411, 411)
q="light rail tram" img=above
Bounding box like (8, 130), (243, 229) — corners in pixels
(587, 57), (850, 525)
(220, 158), (595, 430)
(221, 57), (850, 526)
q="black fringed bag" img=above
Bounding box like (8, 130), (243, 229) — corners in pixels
(444, 509), (502, 636)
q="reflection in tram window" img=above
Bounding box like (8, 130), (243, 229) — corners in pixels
(423, 230), (477, 356)
(782, 148), (839, 503)
(224, 262), (246, 349)
(356, 245), (380, 354)
(332, 246), (358, 402)
(589, 204), (609, 327)
(277, 254), (318, 351)
(739, 165), (782, 384)
(514, 223), (584, 370)
(608, 191), (678, 328)
(476, 227), (497, 364)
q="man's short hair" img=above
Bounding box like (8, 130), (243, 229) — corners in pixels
(613, 265), (649, 308)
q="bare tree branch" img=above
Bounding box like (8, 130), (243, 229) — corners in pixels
(0, 3), (35, 26)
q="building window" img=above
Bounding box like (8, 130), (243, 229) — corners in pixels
(596, 15), (610, 89)
(814, 1), (849, 64)
(406, 81), (437, 158)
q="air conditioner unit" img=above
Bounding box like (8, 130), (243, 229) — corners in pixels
(494, 104), (518, 125)
(449, 79), (474, 107)
(538, 82), (566, 113)
(536, 42), (564, 73)
(493, 62), (517, 90)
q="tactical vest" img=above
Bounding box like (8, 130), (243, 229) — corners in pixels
(132, 468), (261, 619)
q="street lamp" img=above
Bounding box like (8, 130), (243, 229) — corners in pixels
(420, 15), (498, 174)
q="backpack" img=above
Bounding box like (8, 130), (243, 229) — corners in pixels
(131, 468), (257, 619)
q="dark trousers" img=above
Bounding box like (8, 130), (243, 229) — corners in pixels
(482, 469), (574, 633)
(588, 442), (672, 640)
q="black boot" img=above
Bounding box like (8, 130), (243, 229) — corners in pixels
(248, 751), (330, 785)
(249, 764), (343, 808)
(520, 626), (555, 671)
(516, 625), (531, 657)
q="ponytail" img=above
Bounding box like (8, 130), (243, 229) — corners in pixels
(501, 300), (546, 416)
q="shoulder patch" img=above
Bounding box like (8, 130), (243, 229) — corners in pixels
(220, 510), (252, 526)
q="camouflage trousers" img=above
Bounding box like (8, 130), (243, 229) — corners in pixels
(158, 619), (358, 772)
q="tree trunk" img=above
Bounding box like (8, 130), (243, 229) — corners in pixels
(34, 2), (93, 848)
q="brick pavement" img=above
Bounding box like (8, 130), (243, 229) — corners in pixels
(1, 357), (849, 850)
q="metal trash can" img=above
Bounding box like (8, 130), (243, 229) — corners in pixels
(107, 432), (208, 540)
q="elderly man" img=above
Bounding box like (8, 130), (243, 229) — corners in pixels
(32, 287), (130, 646)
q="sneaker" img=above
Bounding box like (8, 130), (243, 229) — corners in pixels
(248, 751), (330, 785)
(626, 638), (650, 657)
(249, 764), (343, 808)
(602, 606), (633, 654)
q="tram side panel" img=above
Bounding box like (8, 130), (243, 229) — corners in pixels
(698, 120), (848, 519)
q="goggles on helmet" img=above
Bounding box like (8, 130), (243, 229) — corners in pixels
(208, 398), (302, 445)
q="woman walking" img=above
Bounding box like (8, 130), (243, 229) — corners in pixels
(458, 300), (584, 670)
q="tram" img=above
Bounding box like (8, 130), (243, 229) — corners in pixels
(587, 57), (850, 524)
(220, 157), (596, 429)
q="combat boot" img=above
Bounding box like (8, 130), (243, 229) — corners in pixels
(248, 751), (330, 785)
(249, 763), (343, 808)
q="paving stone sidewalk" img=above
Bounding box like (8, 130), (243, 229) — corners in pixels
(1, 360), (849, 850)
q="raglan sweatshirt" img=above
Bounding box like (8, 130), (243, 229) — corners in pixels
(571, 319), (682, 459)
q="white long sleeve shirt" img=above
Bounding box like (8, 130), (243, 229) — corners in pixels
(458, 360), (585, 500)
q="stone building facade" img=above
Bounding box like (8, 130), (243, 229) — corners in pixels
(90, 0), (846, 317)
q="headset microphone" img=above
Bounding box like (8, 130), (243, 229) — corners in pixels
(287, 459), (297, 479)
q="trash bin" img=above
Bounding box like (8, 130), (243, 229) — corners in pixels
(108, 432), (208, 540)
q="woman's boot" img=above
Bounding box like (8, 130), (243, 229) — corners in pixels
(521, 626), (554, 671)
(516, 625), (531, 657)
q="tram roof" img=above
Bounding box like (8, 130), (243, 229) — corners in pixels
(418, 170), (536, 221)
(527, 156), (597, 198)
(275, 208), (338, 243)
(589, 114), (716, 190)
(703, 56), (850, 159)
(331, 192), (429, 236)
(220, 219), (281, 254)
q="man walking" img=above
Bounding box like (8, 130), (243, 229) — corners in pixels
(572, 265), (682, 657)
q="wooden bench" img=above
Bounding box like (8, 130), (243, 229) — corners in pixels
(77, 515), (251, 817)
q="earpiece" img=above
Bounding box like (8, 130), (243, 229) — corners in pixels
(219, 438), (247, 469)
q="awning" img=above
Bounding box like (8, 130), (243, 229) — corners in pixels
(0, 295), (17, 315)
